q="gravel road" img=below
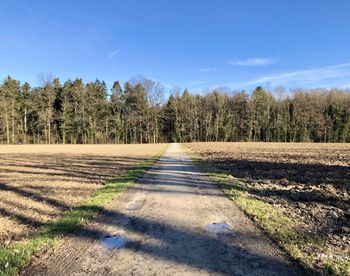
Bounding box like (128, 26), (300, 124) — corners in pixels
(26, 143), (303, 276)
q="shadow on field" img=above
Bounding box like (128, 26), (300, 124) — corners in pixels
(212, 158), (349, 201)
(0, 182), (69, 210)
(0, 154), (148, 245)
(0, 154), (146, 181)
(208, 158), (350, 236)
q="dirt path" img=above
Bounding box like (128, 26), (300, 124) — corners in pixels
(26, 143), (303, 276)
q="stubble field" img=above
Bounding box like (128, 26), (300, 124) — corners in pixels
(185, 142), (350, 273)
(0, 144), (167, 249)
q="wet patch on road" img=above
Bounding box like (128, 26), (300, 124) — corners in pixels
(206, 222), (230, 234)
(102, 235), (128, 249)
(206, 222), (236, 241)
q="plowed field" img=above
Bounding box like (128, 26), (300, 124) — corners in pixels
(0, 144), (167, 248)
(186, 142), (350, 273)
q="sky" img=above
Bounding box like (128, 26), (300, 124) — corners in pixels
(1, 0), (350, 93)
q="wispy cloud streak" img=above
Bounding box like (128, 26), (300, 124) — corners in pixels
(13, 0), (45, 19)
(228, 57), (278, 66)
(106, 49), (120, 60)
(199, 67), (219, 72)
(229, 62), (350, 88)
(11, 0), (59, 26)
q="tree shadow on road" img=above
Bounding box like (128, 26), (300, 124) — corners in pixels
(28, 206), (305, 275)
(25, 155), (306, 275)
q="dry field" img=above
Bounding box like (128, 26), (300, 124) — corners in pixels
(0, 144), (167, 249)
(186, 142), (350, 271)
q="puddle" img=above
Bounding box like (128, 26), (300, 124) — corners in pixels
(206, 222), (230, 234)
(102, 235), (127, 249)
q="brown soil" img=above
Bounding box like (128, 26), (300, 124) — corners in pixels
(185, 142), (350, 268)
(0, 144), (167, 249)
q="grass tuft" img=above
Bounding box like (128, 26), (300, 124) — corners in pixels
(0, 152), (164, 276)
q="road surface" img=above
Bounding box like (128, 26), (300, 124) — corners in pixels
(26, 143), (303, 275)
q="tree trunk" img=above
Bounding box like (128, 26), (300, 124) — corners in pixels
(5, 112), (10, 144)
(48, 119), (51, 144)
(24, 108), (27, 144)
(11, 100), (15, 144)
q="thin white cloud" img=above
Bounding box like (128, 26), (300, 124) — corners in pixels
(199, 67), (219, 73)
(140, 76), (175, 89)
(12, 0), (59, 26)
(106, 49), (120, 60)
(184, 80), (207, 86)
(12, 0), (45, 19)
(162, 83), (175, 89)
(228, 57), (278, 66)
(228, 62), (350, 88)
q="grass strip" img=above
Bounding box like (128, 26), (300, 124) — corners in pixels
(0, 150), (165, 276)
(184, 146), (350, 276)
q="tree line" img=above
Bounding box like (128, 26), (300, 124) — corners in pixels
(0, 75), (349, 144)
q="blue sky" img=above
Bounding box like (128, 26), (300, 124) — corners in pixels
(1, 0), (350, 92)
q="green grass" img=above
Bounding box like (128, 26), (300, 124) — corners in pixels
(0, 151), (165, 276)
(184, 146), (350, 276)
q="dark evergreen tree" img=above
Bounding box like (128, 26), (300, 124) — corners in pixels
(1, 75), (349, 144)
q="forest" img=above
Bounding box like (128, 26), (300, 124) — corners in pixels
(0, 75), (349, 144)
